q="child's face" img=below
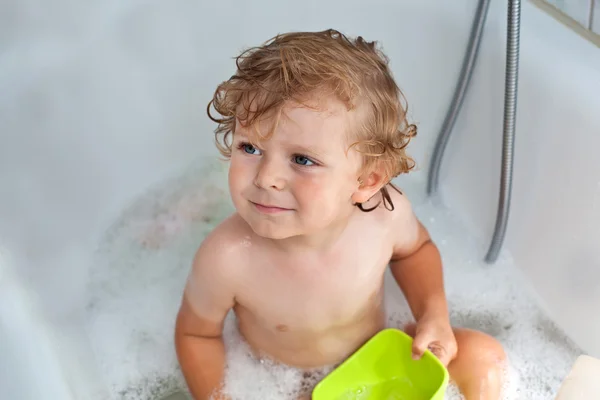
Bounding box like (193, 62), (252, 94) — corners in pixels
(228, 98), (367, 240)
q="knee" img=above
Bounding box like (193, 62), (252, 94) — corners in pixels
(451, 329), (507, 397)
(458, 328), (506, 365)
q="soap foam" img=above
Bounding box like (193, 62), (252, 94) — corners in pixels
(85, 160), (581, 400)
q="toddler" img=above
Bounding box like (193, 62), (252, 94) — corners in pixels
(175, 29), (506, 400)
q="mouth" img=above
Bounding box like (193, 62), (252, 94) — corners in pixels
(250, 201), (292, 214)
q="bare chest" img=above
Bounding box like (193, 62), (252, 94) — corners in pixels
(235, 239), (392, 331)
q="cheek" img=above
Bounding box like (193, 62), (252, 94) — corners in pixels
(228, 157), (251, 191)
(295, 173), (326, 194)
(293, 173), (351, 211)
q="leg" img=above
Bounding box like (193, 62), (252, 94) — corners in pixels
(448, 328), (506, 400)
(404, 324), (507, 400)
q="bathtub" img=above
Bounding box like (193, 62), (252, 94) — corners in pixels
(1, 0), (599, 399)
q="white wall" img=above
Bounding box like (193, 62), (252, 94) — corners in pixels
(439, 1), (600, 357)
(1, 0), (599, 398)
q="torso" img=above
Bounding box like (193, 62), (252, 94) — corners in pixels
(229, 195), (400, 368)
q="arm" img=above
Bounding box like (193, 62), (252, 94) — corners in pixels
(388, 220), (449, 322)
(175, 232), (236, 400)
(175, 299), (228, 400)
(386, 194), (456, 365)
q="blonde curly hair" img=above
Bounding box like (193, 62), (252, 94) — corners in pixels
(207, 29), (417, 210)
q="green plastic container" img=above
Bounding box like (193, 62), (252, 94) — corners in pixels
(312, 328), (449, 400)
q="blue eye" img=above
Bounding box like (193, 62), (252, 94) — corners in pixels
(242, 143), (261, 155)
(293, 155), (314, 166)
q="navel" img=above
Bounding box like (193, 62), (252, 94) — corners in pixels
(275, 324), (289, 332)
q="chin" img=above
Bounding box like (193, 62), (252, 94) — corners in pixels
(247, 220), (297, 240)
(233, 200), (297, 240)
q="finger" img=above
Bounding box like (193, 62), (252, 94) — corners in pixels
(429, 343), (451, 367)
(411, 333), (431, 360)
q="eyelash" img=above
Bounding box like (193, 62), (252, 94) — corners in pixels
(236, 142), (261, 155)
(236, 142), (318, 167)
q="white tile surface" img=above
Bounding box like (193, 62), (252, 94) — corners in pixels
(592, 0), (600, 33)
(546, 0), (593, 27)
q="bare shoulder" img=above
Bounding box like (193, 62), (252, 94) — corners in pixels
(377, 183), (430, 258)
(175, 214), (252, 336)
(384, 183), (414, 224)
(369, 183), (414, 229)
(185, 213), (253, 307)
(190, 212), (253, 277)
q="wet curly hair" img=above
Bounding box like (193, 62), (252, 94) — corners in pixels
(207, 29), (417, 211)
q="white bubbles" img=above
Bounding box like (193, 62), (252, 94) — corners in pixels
(85, 160), (233, 400)
(85, 160), (580, 400)
(444, 383), (465, 400)
(412, 202), (580, 400)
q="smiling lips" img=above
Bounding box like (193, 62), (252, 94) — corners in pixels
(251, 201), (292, 214)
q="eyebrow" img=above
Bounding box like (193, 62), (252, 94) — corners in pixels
(233, 130), (261, 145)
(290, 144), (325, 159)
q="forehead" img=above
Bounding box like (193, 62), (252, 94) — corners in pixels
(237, 98), (353, 150)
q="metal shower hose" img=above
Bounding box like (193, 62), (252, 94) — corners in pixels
(426, 0), (521, 264)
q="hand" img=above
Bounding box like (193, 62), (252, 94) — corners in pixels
(405, 314), (457, 367)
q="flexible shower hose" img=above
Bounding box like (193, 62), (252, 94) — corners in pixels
(485, 0), (521, 263)
(426, 0), (491, 196)
(426, 0), (521, 264)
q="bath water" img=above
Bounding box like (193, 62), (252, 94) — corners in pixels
(85, 159), (581, 400)
(337, 380), (422, 400)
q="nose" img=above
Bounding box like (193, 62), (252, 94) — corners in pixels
(254, 157), (286, 191)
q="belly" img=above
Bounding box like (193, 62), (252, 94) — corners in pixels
(233, 287), (386, 368)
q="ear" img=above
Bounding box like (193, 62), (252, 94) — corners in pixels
(351, 168), (388, 205)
